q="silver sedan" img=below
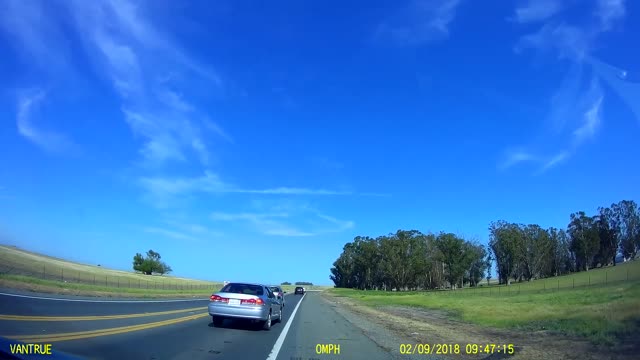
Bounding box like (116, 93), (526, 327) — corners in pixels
(269, 285), (286, 307)
(208, 282), (283, 330)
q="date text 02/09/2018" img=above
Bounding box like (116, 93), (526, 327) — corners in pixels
(399, 343), (516, 355)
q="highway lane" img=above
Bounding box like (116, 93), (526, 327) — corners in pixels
(0, 291), (211, 338)
(0, 291), (210, 316)
(276, 292), (391, 360)
(1, 291), (405, 359)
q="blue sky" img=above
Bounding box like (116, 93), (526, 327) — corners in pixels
(1, 0), (638, 285)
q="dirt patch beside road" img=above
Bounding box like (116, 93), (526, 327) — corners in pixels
(323, 292), (635, 360)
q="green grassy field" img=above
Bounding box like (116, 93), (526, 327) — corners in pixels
(329, 260), (640, 344)
(280, 285), (329, 293)
(474, 260), (639, 292)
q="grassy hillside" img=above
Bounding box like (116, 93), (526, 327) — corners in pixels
(0, 245), (220, 297)
(329, 260), (640, 344)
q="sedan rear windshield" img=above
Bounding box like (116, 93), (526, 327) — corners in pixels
(269, 287), (280, 292)
(221, 283), (264, 296)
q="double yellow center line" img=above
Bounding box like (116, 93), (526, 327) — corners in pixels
(0, 306), (205, 321)
(1, 307), (209, 342)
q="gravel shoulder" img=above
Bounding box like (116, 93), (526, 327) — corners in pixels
(318, 293), (446, 360)
(322, 292), (636, 360)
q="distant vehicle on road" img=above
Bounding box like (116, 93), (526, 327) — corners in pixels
(294, 286), (305, 295)
(209, 282), (283, 330)
(269, 285), (286, 307)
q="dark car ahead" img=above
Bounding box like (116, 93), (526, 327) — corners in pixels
(294, 286), (305, 295)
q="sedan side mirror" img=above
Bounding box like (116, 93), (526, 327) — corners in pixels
(284, 291), (287, 294)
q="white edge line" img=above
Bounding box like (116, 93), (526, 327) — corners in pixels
(0, 292), (210, 303)
(266, 292), (306, 360)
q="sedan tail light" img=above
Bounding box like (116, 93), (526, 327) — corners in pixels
(240, 298), (265, 305)
(210, 295), (228, 302)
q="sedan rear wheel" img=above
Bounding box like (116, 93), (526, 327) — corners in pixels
(262, 313), (272, 330)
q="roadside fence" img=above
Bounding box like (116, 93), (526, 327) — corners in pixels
(0, 257), (219, 291)
(441, 262), (639, 297)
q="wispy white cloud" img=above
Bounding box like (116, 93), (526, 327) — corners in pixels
(503, 149), (569, 174)
(211, 212), (289, 222)
(503, 0), (627, 174)
(539, 151), (570, 172)
(2, 0), (227, 164)
(512, 0), (562, 24)
(0, 0), (71, 74)
(547, 63), (584, 133)
(375, 0), (462, 46)
(211, 204), (354, 237)
(499, 149), (540, 170)
(143, 227), (200, 242)
(16, 90), (78, 154)
(65, 0), (228, 167)
(315, 213), (355, 232)
(587, 57), (640, 124)
(514, 0), (626, 61)
(210, 211), (313, 237)
(232, 188), (352, 196)
(138, 171), (383, 208)
(501, 80), (604, 174)
(596, 0), (625, 31)
(138, 171), (227, 208)
(515, 23), (591, 61)
(163, 220), (224, 238)
(573, 94), (603, 143)
(143, 215), (224, 242)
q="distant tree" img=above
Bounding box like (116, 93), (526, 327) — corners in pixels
(380, 231), (419, 291)
(330, 242), (356, 288)
(146, 250), (161, 261)
(548, 227), (571, 276)
(295, 281), (313, 285)
(132, 250), (172, 275)
(133, 253), (145, 273)
(157, 263), (172, 275)
(434, 232), (473, 289)
(520, 224), (552, 281)
(489, 221), (522, 285)
(568, 212), (600, 271)
(595, 206), (619, 267)
(612, 200), (640, 261)
(485, 253), (492, 286)
(281, 282), (291, 285)
(466, 243), (488, 287)
(328, 198), (636, 293)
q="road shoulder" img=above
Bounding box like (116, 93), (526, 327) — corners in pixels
(315, 293), (445, 360)
(322, 292), (632, 360)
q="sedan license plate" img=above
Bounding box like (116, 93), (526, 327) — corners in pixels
(228, 299), (241, 305)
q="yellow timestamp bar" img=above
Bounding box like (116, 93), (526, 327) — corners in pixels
(9, 343), (53, 355)
(399, 343), (516, 355)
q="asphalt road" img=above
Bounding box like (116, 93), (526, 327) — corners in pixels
(0, 291), (397, 360)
